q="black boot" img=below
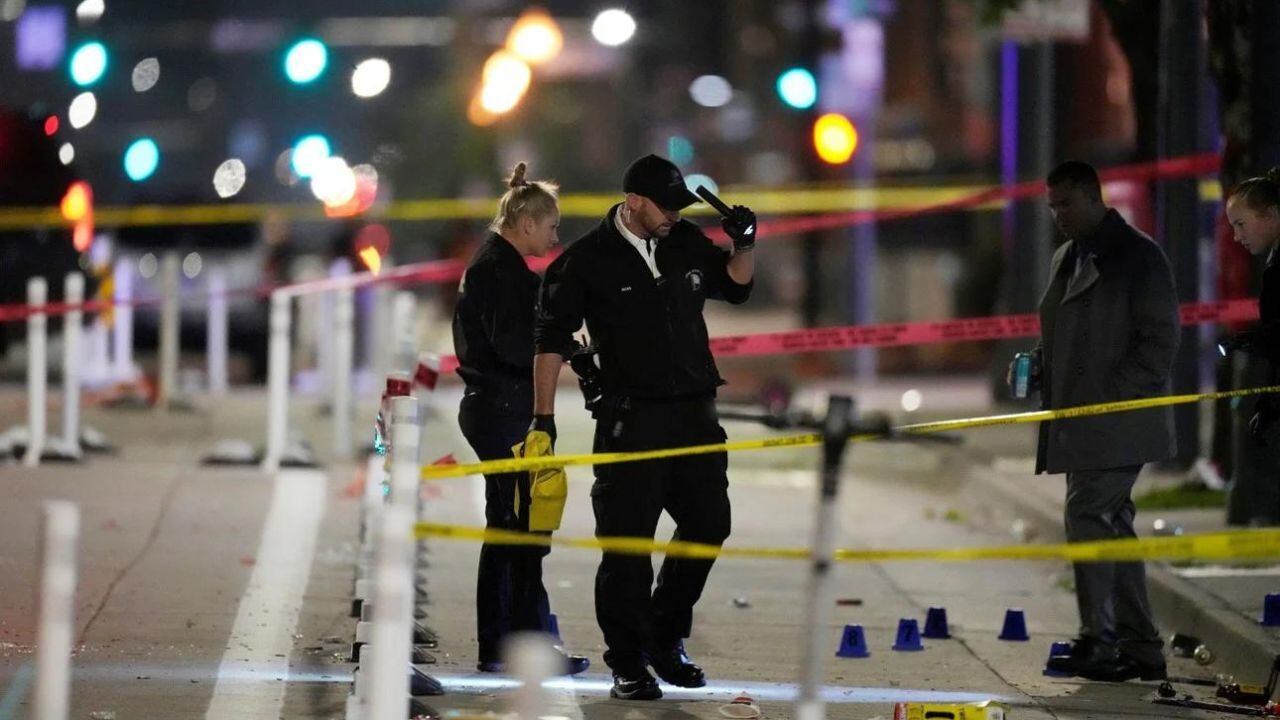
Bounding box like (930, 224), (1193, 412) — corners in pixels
(610, 667), (662, 700)
(644, 640), (705, 688)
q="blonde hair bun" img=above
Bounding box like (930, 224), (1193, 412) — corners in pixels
(508, 162), (529, 189)
(490, 162), (560, 233)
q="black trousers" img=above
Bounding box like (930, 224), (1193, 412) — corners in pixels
(1227, 351), (1280, 525)
(1064, 465), (1163, 665)
(591, 396), (731, 674)
(458, 389), (551, 664)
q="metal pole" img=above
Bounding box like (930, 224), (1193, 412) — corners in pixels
(61, 273), (84, 454)
(157, 252), (180, 406)
(33, 501), (79, 720)
(111, 258), (133, 381)
(795, 395), (854, 720)
(262, 291), (291, 473)
(207, 267), (229, 397)
(1159, 0), (1203, 464)
(25, 277), (48, 468)
(333, 287), (354, 461)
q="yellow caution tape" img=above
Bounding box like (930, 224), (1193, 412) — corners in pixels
(414, 522), (1280, 564)
(420, 385), (1280, 482)
(0, 181), (1223, 229)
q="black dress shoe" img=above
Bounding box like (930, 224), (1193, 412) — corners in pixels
(610, 668), (662, 700)
(559, 650), (590, 675)
(1045, 637), (1107, 676)
(476, 648), (590, 676)
(644, 640), (706, 688)
(1080, 654), (1167, 682)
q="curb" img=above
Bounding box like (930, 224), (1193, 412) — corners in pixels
(966, 461), (1280, 685)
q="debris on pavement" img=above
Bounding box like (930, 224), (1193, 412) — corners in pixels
(718, 693), (761, 718)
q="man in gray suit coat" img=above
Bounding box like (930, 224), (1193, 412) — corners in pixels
(1013, 161), (1178, 682)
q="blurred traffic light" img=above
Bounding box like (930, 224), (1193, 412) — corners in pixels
(776, 68), (817, 110)
(60, 180), (91, 221)
(507, 8), (562, 65)
(813, 112), (858, 164)
(481, 50), (531, 113)
(290, 133), (331, 178)
(69, 41), (108, 87)
(351, 58), (391, 98)
(60, 181), (94, 252)
(591, 9), (636, 46)
(284, 38), (328, 85)
(354, 224), (390, 274)
(123, 137), (160, 181)
(469, 50), (532, 125)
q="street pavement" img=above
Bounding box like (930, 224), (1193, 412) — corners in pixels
(0, 380), (1249, 719)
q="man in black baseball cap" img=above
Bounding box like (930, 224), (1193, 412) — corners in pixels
(623, 154), (701, 212)
(529, 155), (757, 700)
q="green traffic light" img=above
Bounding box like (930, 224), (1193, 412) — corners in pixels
(69, 41), (108, 87)
(776, 67), (817, 110)
(124, 137), (160, 182)
(284, 38), (328, 85)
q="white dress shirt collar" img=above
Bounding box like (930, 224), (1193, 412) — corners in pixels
(614, 206), (661, 279)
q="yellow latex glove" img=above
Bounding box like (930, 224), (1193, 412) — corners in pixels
(511, 430), (568, 532)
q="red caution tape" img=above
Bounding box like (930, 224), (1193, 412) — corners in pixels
(432, 298), (1259, 377)
(0, 257), (467, 324)
(707, 299), (1258, 357)
(718, 152), (1222, 240)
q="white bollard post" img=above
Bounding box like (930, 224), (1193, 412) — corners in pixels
(207, 267), (229, 397)
(87, 309), (109, 385)
(333, 287), (354, 461)
(391, 291), (417, 373)
(157, 252), (180, 407)
(388, 395), (419, 507)
(508, 634), (559, 720)
(367, 396), (419, 720)
(25, 277), (48, 468)
(111, 258), (133, 381)
(262, 290), (291, 473)
(366, 508), (412, 720)
(321, 260), (352, 396)
(61, 273), (84, 455)
(33, 501), (79, 720)
(367, 284), (391, 391)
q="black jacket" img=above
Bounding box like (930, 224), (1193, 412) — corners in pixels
(1034, 209), (1179, 474)
(534, 204), (752, 400)
(452, 233), (539, 400)
(1241, 249), (1280, 368)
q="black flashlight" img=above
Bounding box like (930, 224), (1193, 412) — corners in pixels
(695, 185), (734, 218)
(695, 185), (755, 238)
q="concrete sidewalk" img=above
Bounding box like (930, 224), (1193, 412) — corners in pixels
(0, 379), (1243, 718)
(961, 417), (1280, 692)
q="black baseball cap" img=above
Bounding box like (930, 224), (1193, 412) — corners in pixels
(623, 154), (700, 212)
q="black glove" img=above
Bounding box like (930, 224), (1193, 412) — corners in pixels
(569, 345), (604, 416)
(721, 205), (757, 252)
(529, 414), (557, 446)
(1251, 395), (1278, 445)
